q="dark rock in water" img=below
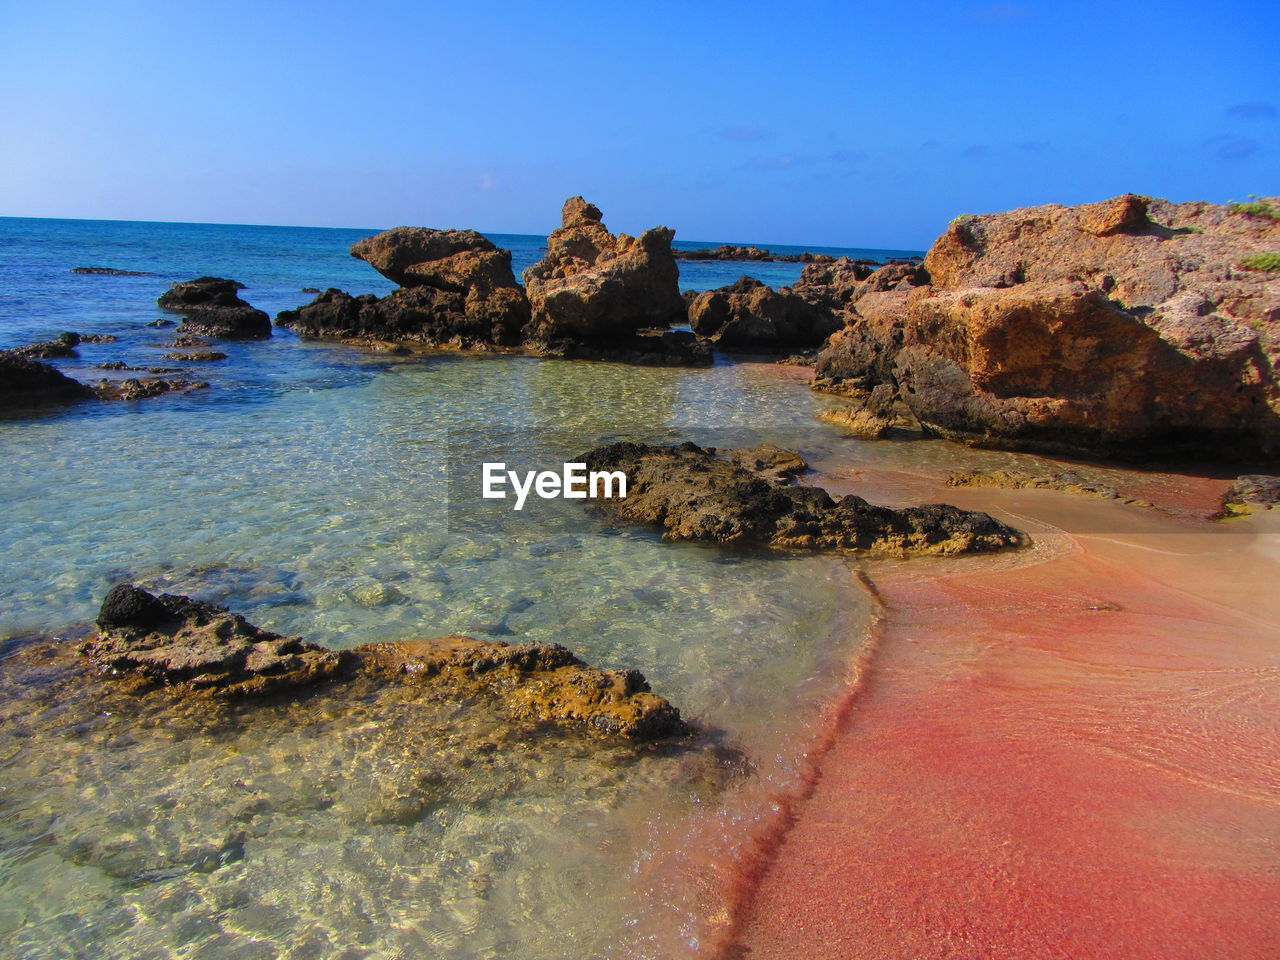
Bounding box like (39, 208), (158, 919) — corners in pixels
(581, 441), (1024, 556)
(92, 377), (209, 401)
(300, 287), (321, 293)
(11, 332), (82, 359)
(162, 350), (227, 362)
(71, 266), (154, 276)
(356, 635), (689, 740)
(675, 245), (837, 264)
(158, 277), (271, 339)
(167, 334), (211, 348)
(96, 361), (134, 370)
(522, 197), (687, 345)
(84, 585), (350, 697)
(1217, 475), (1280, 518)
(533, 329), (712, 366)
(0, 351), (95, 408)
(77, 333), (118, 343)
(146, 318), (173, 327)
(687, 276), (842, 350)
(79, 585), (688, 740)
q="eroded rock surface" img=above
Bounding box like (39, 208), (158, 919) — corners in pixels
(947, 468), (1154, 507)
(76, 585), (687, 739)
(522, 197), (687, 347)
(82, 584), (349, 696)
(1217, 475), (1280, 518)
(158, 278), (271, 339)
(582, 441), (1023, 555)
(687, 276), (842, 350)
(807, 196), (1280, 460)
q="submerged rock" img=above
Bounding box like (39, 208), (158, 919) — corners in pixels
(83, 585), (349, 697)
(1216, 475), (1280, 518)
(92, 377), (210, 401)
(947, 468), (1153, 507)
(0, 351), (95, 408)
(687, 276), (842, 350)
(582, 441), (1023, 555)
(357, 636), (689, 740)
(158, 277), (271, 339)
(78, 585), (688, 740)
(71, 266), (154, 276)
(522, 197), (687, 347)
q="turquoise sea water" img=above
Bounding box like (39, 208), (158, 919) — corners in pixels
(0, 217), (916, 959)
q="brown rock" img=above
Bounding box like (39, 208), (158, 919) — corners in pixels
(523, 197), (686, 343)
(92, 377), (209, 401)
(1216, 475), (1280, 518)
(687, 276), (842, 350)
(355, 636), (689, 740)
(582, 441), (1023, 556)
(82, 585), (349, 697)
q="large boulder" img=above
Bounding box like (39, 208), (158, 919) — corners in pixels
(895, 196), (1280, 459)
(581, 441), (1023, 556)
(522, 197), (687, 345)
(809, 196), (1280, 460)
(687, 276), (842, 350)
(158, 277), (271, 339)
(0, 352), (95, 409)
(280, 229), (530, 346)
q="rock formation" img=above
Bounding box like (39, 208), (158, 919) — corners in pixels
(809, 195), (1280, 460)
(158, 277), (271, 339)
(674, 245), (839, 264)
(522, 197), (688, 348)
(581, 441), (1023, 556)
(687, 276), (842, 350)
(1216, 475), (1280, 518)
(0, 351), (95, 408)
(79, 585), (688, 739)
(279, 228), (530, 347)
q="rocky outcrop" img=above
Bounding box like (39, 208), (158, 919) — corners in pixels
(280, 228), (530, 347)
(158, 278), (271, 339)
(356, 636), (688, 739)
(522, 197), (687, 347)
(162, 350), (227, 362)
(83, 584), (349, 697)
(0, 352), (95, 408)
(581, 441), (1023, 556)
(79, 585), (687, 739)
(71, 266), (154, 276)
(687, 276), (842, 350)
(723, 443), (808, 481)
(813, 195), (1280, 460)
(1216, 475), (1280, 518)
(11, 331), (83, 359)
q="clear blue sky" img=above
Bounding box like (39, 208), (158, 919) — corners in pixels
(0, 0), (1276, 248)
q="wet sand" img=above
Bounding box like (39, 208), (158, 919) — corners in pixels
(726, 458), (1280, 959)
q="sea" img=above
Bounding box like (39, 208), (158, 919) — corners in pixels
(0, 216), (922, 959)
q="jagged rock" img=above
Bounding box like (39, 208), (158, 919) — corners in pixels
(1216, 475), (1280, 518)
(158, 277), (271, 339)
(82, 585), (349, 696)
(687, 276), (842, 350)
(79, 585), (689, 740)
(865, 195), (1280, 460)
(581, 441), (1023, 556)
(356, 636), (689, 739)
(818, 384), (907, 439)
(522, 197), (686, 345)
(0, 352), (95, 408)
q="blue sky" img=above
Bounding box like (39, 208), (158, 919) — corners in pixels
(0, 0), (1276, 248)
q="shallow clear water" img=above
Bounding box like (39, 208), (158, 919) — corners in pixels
(0, 218), (892, 958)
